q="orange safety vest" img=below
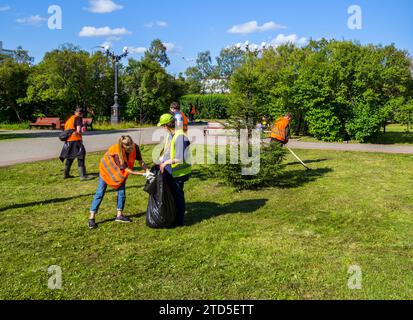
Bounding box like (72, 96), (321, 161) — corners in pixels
(99, 144), (137, 189)
(180, 111), (189, 133)
(65, 115), (82, 142)
(271, 117), (290, 142)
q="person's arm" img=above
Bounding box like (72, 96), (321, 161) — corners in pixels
(125, 167), (144, 176)
(113, 154), (144, 176)
(285, 125), (291, 141)
(73, 117), (83, 136)
(160, 136), (187, 173)
(135, 144), (148, 171)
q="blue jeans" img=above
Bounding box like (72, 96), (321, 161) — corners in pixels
(90, 176), (126, 213)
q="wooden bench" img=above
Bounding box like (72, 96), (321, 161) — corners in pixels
(29, 118), (62, 130)
(204, 122), (226, 136)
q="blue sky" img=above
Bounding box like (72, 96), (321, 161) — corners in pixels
(1, 0), (412, 74)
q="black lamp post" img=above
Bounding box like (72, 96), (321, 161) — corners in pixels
(103, 46), (129, 125)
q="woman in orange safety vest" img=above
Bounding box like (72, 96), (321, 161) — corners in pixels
(88, 136), (148, 229)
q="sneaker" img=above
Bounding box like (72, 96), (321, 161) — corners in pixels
(88, 219), (98, 229)
(115, 215), (132, 223)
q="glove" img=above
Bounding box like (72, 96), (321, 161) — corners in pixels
(143, 171), (155, 180)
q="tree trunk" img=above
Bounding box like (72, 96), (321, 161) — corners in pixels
(11, 103), (22, 122)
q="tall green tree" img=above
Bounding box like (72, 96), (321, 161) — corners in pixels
(228, 39), (412, 142)
(124, 51), (185, 124)
(144, 39), (170, 67)
(0, 58), (31, 122)
(216, 46), (246, 79)
(23, 45), (113, 120)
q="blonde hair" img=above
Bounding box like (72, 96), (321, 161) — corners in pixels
(118, 135), (135, 166)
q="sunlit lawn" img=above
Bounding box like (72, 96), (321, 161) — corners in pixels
(0, 146), (412, 299)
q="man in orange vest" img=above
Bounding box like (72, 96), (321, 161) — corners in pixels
(88, 135), (148, 229)
(59, 107), (91, 181)
(189, 104), (197, 122)
(270, 113), (292, 146)
(170, 102), (189, 133)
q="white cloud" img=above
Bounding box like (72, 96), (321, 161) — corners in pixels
(87, 0), (123, 13)
(145, 21), (168, 28)
(271, 34), (308, 47)
(228, 20), (286, 34)
(0, 5), (10, 12)
(16, 15), (47, 26)
(163, 42), (176, 51)
(79, 26), (132, 37)
(128, 47), (147, 54)
(127, 42), (177, 55)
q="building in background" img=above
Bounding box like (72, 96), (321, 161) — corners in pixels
(201, 78), (230, 94)
(0, 41), (15, 58)
(0, 41), (34, 63)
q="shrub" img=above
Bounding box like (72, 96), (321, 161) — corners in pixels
(346, 103), (383, 142)
(306, 108), (342, 142)
(180, 94), (230, 119)
(216, 142), (286, 190)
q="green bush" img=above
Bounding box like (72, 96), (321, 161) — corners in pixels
(216, 143), (286, 190)
(306, 108), (342, 142)
(346, 103), (383, 142)
(180, 94), (230, 119)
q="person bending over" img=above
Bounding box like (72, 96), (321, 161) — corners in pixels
(88, 136), (148, 229)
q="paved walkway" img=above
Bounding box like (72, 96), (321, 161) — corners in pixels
(0, 126), (412, 167)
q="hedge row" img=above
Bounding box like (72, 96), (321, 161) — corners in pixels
(179, 94), (230, 119)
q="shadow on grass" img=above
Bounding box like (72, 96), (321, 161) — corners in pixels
(274, 167), (333, 189)
(0, 134), (26, 141)
(0, 184), (144, 213)
(185, 199), (268, 226)
(190, 169), (211, 181)
(285, 158), (329, 166)
(372, 132), (413, 145)
(97, 212), (147, 226)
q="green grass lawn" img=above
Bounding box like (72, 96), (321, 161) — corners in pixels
(92, 121), (153, 131)
(297, 124), (413, 145)
(0, 147), (412, 300)
(0, 122), (29, 131)
(372, 124), (413, 145)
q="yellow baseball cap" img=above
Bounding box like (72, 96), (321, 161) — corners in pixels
(157, 114), (174, 127)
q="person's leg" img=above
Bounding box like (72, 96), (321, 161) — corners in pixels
(64, 159), (74, 179)
(173, 179), (186, 227)
(115, 182), (131, 223)
(89, 176), (108, 220)
(78, 156), (92, 181)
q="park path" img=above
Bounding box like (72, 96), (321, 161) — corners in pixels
(1, 125), (412, 167)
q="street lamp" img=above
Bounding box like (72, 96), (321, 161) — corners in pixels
(103, 45), (129, 124)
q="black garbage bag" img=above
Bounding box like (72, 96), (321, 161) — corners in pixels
(144, 166), (177, 228)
